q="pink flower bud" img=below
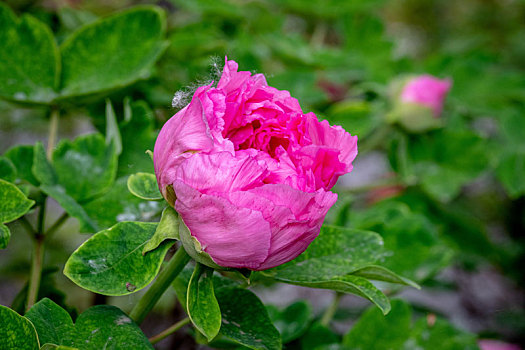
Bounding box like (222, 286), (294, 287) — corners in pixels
(154, 58), (358, 270)
(388, 74), (452, 133)
(400, 75), (452, 117)
(479, 340), (522, 350)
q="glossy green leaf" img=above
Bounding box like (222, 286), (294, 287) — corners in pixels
(187, 263), (221, 341)
(105, 99), (122, 155)
(0, 225), (10, 250)
(83, 176), (163, 231)
(118, 100), (156, 176)
(143, 206), (179, 255)
(59, 6), (167, 98)
(0, 3), (59, 104)
(298, 275), (390, 315)
(27, 300), (152, 349)
(215, 288), (281, 350)
(5, 144), (39, 186)
(172, 264), (195, 312)
(66, 306), (153, 349)
(348, 200), (453, 282)
(0, 305), (39, 350)
(265, 226), (387, 283)
(51, 134), (117, 202)
(267, 301), (312, 343)
(33, 142), (99, 232)
(127, 172), (162, 200)
(0, 156), (16, 182)
(0, 178), (34, 248)
(0, 178), (34, 223)
(351, 265), (420, 289)
(42, 184), (99, 232)
(25, 298), (74, 346)
(64, 221), (173, 296)
(343, 299), (411, 349)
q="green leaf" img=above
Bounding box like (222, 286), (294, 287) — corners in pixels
(267, 301), (312, 343)
(215, 288), (281, 350)
(0, 178), (34, 223)
(265, 226), (387, 283)
(0, 225), (11, 250)
(0, 156), (16, 182)
(32, 142), (58, 185)
(25, 298), (74, 346)
(407, 318), (480, 350)
(299, 275), (391, 315)
(300, 322), (339, 350)
(172, 264), (195, 312)
(496, 151), (525, 199)
(83, 176), (163, 231)
(0, 3), (59, 104)
(51, 134), (117, 202)
(64, 221), (173, 296)
(0, 305), (39, 350)
(127, 172), (162, 200)
(27, 300), (152, 349)
(0, 178), (34, 248)
(187, 263), (222, 341)
(342, 299), (411, 349)
(67, 306), (153, 349)
(105, 99), (122, 155)
(59, 6), (167, 98)
(390, 130), (488, 202)
(348, 200), (454, 282)
(5, 144), (39, 186)
(40, 184), (98, 233)
(118, 100), (156, 176)
(260, 226), (407, 313)
(143, 206), (179, 255)
(40, 345), (77, 350)
(351, 265), (420, 289)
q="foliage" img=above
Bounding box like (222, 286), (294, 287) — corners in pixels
(0, 0), (523, 349)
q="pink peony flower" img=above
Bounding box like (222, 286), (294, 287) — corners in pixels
(479, 340), (522, 350)
(154, 59), (357, 270)
(400, 75), (452, 118)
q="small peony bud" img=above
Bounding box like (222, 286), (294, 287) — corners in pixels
(387, 75), (452, 133)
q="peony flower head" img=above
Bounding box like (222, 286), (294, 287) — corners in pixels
(154, 58), (357, 270)
(387, 74), (452, 133)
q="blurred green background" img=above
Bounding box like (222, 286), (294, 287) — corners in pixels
(0, 0), (524, 349)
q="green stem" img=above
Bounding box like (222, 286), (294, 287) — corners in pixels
(19, 217), (36, 236)
(47, 107), (59, 159)
(320, 292), (343, 326)
(148, 317), (190, 345)
(26, 236), (44, 311)
(130, 247), (191, 324)
(45, 212), (69, 238)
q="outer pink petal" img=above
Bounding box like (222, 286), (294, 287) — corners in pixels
(228, 183), (337, 270)
(174, 152), (267, 194)
(174, 181), (271, 269)
(154, 95), (214, 196)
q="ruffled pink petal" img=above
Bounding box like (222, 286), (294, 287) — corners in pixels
(154, 95), (215, 195)
(305, 113), (358, 170)
(174, 181), (271, 269)
(174, 152), (267, 194)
